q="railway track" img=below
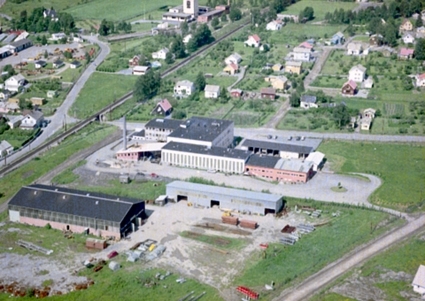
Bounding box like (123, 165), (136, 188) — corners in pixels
(0, 19), (251, 177)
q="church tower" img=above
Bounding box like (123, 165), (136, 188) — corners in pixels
(183, 0), (198, 18)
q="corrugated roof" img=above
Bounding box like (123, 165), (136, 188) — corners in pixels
(167, 181), (282, 203)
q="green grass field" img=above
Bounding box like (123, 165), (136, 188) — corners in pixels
(0, 124), (116, 207)
(1, 0), (81, 19)
(234, 198), (403, 300)
(70, 72), (136, 119)
(318, 141), (425, 212)
(283, 0), (358, 21)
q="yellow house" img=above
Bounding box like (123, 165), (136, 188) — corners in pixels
(399, 19), (413, 32)
(265, 75), (288, 90)
(272, 64), (283, 72)
(285, 61), (302, 75)
(7, 98), (20, 104)
(29, 97), (45, 106)
(223, 63), (239, 75)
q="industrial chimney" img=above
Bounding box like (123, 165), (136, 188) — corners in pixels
(123, 115), (127, 150)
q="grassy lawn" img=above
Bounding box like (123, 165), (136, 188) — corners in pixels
(283, 0), (358, 21)
(180, 231), (247, 250)
(0, 123), (116, 207)
(70, 72), (136, 119)
(59, 67), (83, 83)
(1, 0), (81, 19)
(51, 160), (86, 185)
(310, 76), (346, 88)
(65, 0), (181, 21)
(278, 108), (340, 132)
(234, 198), (403, 300)
(0, 128), (37, 149)
(318, 140), (425, 212)
(311, 293), (357, 301)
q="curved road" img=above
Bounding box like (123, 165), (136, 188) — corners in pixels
(0, 35), (110, 168)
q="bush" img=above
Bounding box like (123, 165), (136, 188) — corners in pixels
(44, 223), (52, 229)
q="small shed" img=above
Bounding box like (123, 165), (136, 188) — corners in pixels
(155, 195), (168, 206)
(108, 261), (120, 271)
(260, 87), (276, 100)
(119, 175), (130, 184)
(86, 238), (107, 250)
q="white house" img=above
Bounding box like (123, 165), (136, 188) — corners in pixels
(300, 95), (318, 109)
(43, 9), (58, 21)
(293, 47), (311, 61)
(347, 42), (363, 55)
(132, 66), (150, 75)
(70, 61), (81, 69)
(224, 53), (242, 65)
(5, 74), (26, 92)
(174, 80), (195, 96)
(413, 265), (425, 297)
(245, 34), (261, 48)
(416, 73), (425, 87)
(348, 65), (366, 82)
(266, 20), (283, 31)
(34, 60), (47, 69)
(0, 140), (13, 158)
(50, 32), (66, 41)
(364, 77), (374, 88)
(152, 48), (169, 60)
(402, 33), (415, 44)
(204, 85), (220, 99)
(20, 111), (44, 130)
(183, 34), (192, 44)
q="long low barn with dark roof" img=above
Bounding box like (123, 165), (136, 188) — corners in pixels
(8, 185), (145, 240)
(162, 141), (251, 173)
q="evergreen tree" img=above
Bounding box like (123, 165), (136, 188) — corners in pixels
(194, 72), (206, 91)
(134, 70), (161, 102)
(415, 38), (425, 60)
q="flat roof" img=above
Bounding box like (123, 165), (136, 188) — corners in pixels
(168, 116), (233, 142)
(145, 118), (184, 130)
(163, 141), (251, 160)
(117, 142), (166, 154)
(9, 185), (144, 223)
(275, 158), (313, 173)
(246, 154), (280, 168)
(242, 139), (313, 154)
(167, 181), (283, 203)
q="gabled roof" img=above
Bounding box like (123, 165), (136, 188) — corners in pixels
(0, 140), (12, 151)
(250, 34), (261, 42)
(301, 95), (317, 104)
(350, 64), (366, 73)
(9, 185), (144, 224)
(401, 18), (412, 26)
(298, 41), (313, 49)
(293, 47), (311, 53)
(7, 74), (25, 82)
(285, 61), (302, 67)
(333, 31), (344, 38)
(413, 265), (425, 288)
(343, 80), (357, 90)
(225, 63), (238, 71)
(157, 99), (172, 112)
(26, 110), (43, 120)
(205, 85), (220, 93)
(347, 42), (363, 51)
(399, 48), (414, 56)
(417, 73), (425, 80)
(175, 80), (194, 87)
(261, 87), (276, 94)
(9, 38), (32, 48)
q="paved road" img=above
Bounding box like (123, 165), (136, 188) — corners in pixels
(0, 35), (110, 168)
(274, 214), (425, 301)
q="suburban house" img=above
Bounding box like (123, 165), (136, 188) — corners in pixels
(260, 87), (276, 100)
(399, 19), (413, 32)
(402, 33), (415, 44)
(245, 34), (261, 48)
(132, 65), (150, 75)
(342, 80), (357, 95)
(417, 26), (425, 34)
(347, 42), (363, 55)
(300, 95), (318, 109)
(412, 265), (425, 297)
(360, 108), (376, 131)
(152, 99), (173, 116)
(298, 41), (313, 50)
(265, 75), (288, 90)
(0, 140), (13, 158)
(152, 48), (169, 60)
(174, 80), (195, 97)
(52, 60), (64, 68)
(47, 90), (57, 98)
(5, 74), (26, 92)
(0, 90), (12, 101)
(399, 47), (414, 59)
(272, 64), (283, 72)
(70, 61), (81, 69)
(348, 64), (366, 82)
(416, 73), (425, 87)
(50, 32), (66, 41)
(223, 63), (239, 75)
(43, 8), (58, 21)
(293, 47), (311, 61)
(266, 20), (283, 31)
(331, 32), (345, 45)
(34, 60), (47, 69)
(204, 85), (221, 99)
(364, 77), (374, 88)
(6, 115), (24, 129)
(369, 34), (383, 46)
(29, 97), (45, 106)
(20, 111), (44, 129)
(128, 55), (140, 67)
(8, 185), (145, 240)
(230, 89), (243, 98)
(285, 61), (302, 74)
(225, 53), (242, 65)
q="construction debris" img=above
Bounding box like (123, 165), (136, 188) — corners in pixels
(239, 219), (258, 229)
(16, 240), (53, 255)
(297, 223), (315, 233)
(178, 291), (194, 301)
(222, 216), (238, 225)
(281, 224), (296, 233)
(236, 286), (259, 300)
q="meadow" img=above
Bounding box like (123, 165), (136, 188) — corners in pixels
(318, 140), (425, 212)
(70, 72), (136, 119)
(283, 0), (358, 21)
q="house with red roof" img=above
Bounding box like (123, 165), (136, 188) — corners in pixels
(341, 80), (357, 95)
(223, 63), (239, 75)
(151, 99), (173, 116)
(245, 34), (261, 48)
(416, 73), (425, 87)
(298, 41), (313, 50)
(398, 48), (414, 59)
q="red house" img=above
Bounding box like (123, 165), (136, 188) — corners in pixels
(151, 99), (172, 116)
(341, 80), (357, 95)
(230, 89), (243, 98)
(260, 87), (276, 100)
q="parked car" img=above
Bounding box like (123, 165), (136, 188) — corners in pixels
(107, 251), (118, 259)
(288, 136), (293, 140)
(150, 173), (158, 178)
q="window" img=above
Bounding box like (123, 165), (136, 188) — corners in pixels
(186, 0), (191, 9)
